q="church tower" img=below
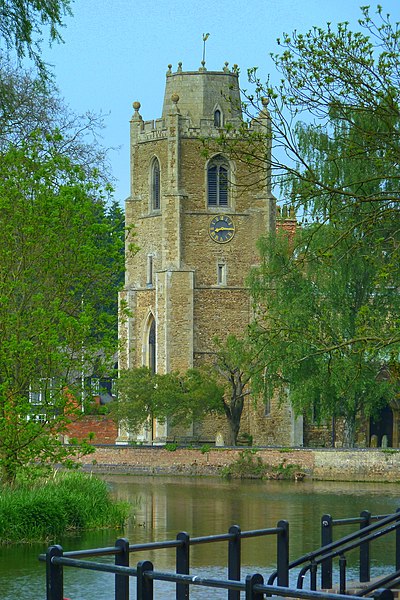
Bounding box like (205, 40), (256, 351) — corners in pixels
(119, 62), (276, 444)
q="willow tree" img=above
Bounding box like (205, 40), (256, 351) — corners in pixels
(249, 104), (399, 445)
(222, 6), (400, 359)
(0, 0), (72, 75)
(250, 217), (396, 447)
(213, 7), (400, 444)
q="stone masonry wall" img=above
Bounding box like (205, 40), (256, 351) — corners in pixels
(249, 396), (296, 447)
(86, 446), (314, 476)
(82, 445), (400, 482)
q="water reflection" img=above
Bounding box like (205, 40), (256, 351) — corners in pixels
(0, 476), (399, 600)
(110, 476), (400, 571)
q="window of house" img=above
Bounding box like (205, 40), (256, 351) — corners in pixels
(90, 377), (113, 396)
(151, 158), (160, 211)
(207, 156), (229, 207)
(29, 378), (57, 405)
(27, 413), (47, 423)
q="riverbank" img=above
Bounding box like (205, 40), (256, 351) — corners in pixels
(84, 445), (400, 482)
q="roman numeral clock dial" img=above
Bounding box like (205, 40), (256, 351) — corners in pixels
(209, 215), (235, 244)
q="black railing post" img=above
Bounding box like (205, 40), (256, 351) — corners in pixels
(228, 525), (241, 600)
(321, 514), (333, 589)
(245, 573), (264, 600)
(396, 509), (400, 571)
(115, 538), (130, 600)
(339, 554), (347, 595)
(277, 520), (289, 587)
(359, 510), (371, 582)
(137, 560), (153, 600)
(46, 545), (63, 600)
(310, 560), (317, 591)
(176, 531), (190, 600)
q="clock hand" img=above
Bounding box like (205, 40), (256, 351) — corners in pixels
(215, 227), (235, 233)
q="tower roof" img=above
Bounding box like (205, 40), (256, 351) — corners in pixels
(162, 63), (242, 127)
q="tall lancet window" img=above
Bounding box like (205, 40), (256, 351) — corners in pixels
(207, 155), (229, 207)
(148, 317), (156, 374)
(151, 158), (160, 211)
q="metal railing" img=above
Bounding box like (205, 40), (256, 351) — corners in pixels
(40, 511), (400, 599)
(267, 509), (400, 594)
(39, 521), (289, 600)
(40, 544), (394, 600)
(320, 510), (400, 589)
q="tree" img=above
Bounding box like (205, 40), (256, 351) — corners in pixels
(0, 0), (72, 75)
(211, 335), (263, 446)
(223, 6), (400, 357)
(0, 131), (125, 484)
(0, 61), (112, 184)
(114, 335), (263, 447)
(93, 199), (126, 343)
(249, 210), (397, 447)
(111, 367), (224, 437)
(211, 7), (400, 443)
(0, 62), (126, 340)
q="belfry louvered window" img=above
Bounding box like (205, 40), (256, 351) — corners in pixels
(151, 159), (160, 210)
(207, 157), (229, 207)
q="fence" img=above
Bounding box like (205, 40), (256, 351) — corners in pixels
(40, 511), (400, 599)
(320, 510), (400, 591)
(40, 521), (288, 600)
(266, 509), (400, 594)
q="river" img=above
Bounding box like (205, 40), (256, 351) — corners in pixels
(0, 476), (399, 599)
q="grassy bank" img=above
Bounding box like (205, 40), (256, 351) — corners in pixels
(0, 471), (130, 543)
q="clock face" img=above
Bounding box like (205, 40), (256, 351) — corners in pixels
(209, 214), (235, 244)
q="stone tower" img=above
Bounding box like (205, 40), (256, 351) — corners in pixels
(119, 62), (276, 444)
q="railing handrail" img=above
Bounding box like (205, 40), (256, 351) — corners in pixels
(358, 568), (400, 597)
(268, 510), (400, 585)
(43, 554), (394, 600)
(329, 513), (391, 527)
(41, 522), (290, 599)
(301, 521), (399, 573)
(39, 525), (284, 562)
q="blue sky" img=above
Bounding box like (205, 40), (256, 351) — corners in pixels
(40, 0), (399, 205)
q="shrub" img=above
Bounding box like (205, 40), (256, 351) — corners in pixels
(165, 442), (178, 452)
(0, 471), (130, 543)
(221, 450), (305, 481)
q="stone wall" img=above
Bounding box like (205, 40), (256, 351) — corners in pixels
(249, 395), (299, 447)
(82, 445), (400, 482)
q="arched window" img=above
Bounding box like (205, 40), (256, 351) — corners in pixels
(147, 317), (156, 374)
(214, 109), (221, 127)
(207, 155), (229, 207)
(151, 158), (160, 211)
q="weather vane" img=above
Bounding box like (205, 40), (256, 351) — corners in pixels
(202, 33), (210, 65)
